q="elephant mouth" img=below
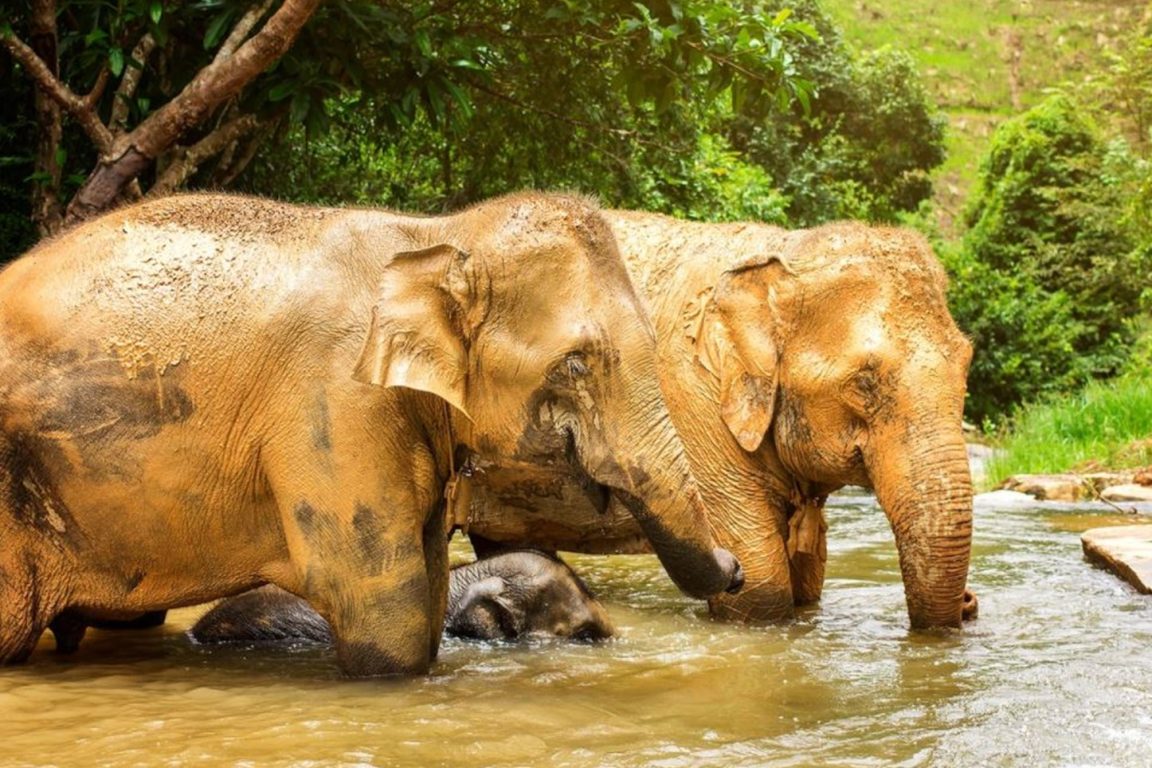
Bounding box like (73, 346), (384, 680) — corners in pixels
(564, 429), (613, 516)
(464, 429), (612, 516)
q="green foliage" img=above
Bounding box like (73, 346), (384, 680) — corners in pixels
(0, 71), (37, 264)
(241, 0), (943, 227)
(986, 373), (1152, 481)
(951, 95), (1152, 424)
(3, 0), (828, 220)
(720, 2), (946, 224)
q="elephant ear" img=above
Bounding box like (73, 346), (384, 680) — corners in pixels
(694, 254), (790, 453)
(352, 243), (485, 419)
(455, 576), (520, 639)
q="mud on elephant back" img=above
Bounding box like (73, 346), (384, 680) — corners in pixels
(465, 212), (978, 630)
(0, 192), (741, 677)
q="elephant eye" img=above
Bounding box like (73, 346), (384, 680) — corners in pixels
(844, 366), (885, 417)
(565, 352), (591, 378)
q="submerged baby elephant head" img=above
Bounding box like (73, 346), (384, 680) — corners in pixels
(446, 551), (614, 642)
(189, 551), (613, 647)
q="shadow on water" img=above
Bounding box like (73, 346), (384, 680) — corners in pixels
(3, 493), (1152, 766)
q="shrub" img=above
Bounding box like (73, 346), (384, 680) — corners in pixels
(952, 95), (1152, 424)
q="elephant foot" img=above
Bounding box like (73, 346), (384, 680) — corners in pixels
(962, 589), (979, 622)
(708, 579), (795, 623)
(49, 611), (88, 654)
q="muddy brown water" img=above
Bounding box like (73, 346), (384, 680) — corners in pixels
(4, 494), (1152, 767)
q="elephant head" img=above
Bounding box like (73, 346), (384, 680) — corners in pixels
(353, 195), (743, 600)
(698, 223), (973, 629)
(446, 550), (614, 641)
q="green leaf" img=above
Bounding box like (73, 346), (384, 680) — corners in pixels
(203, 12), (232, 50)
(450, 58), (484, 72)
(150, 1), (163, 25)
(290, 92), (310, 125)
(415, 30), (432, 58)
(108, 48), (125, 77)
(267, 82), (296, 102)
(54, 146), (67, 168)
(442, 79), (473, 120)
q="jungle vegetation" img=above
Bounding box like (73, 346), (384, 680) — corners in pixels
(2, 0), (1150, 465)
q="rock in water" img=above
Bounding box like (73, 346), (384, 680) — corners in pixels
(1081, 525), (1152, 594)
(1100, 484), (1152, 503)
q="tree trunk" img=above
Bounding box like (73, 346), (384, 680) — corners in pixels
(28, 0), (63, 235)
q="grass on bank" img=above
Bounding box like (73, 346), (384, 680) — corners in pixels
(821, 0), (1148, 236)
(985, 374), (1152, 485)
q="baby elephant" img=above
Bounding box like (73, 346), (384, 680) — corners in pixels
(191, 551), (614, 645)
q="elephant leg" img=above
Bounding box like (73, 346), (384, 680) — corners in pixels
(423, 501), (449, 661)
(0, 548), (52, 665)
(49, 610), (87, 654)
(262, 431), (438, 677)
(708, 506), (795, 622)
(1, 451), (58, 663)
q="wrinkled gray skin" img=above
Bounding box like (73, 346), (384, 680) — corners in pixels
(191, 551), (614, 645)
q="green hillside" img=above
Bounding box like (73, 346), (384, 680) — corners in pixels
(822, 0), (1148, 234)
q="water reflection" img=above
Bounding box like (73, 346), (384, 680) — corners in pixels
(2, 494), (1152, 766)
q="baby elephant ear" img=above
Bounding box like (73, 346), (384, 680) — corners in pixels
(352, 243), (474, 419)
(457, 576), (520, 639)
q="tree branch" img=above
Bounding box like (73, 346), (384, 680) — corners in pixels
(151, 114), (261, 195)
(110, 33), (156, 135)
(1, 30), (114, 152)
(65, 0), (321, 223)
(215, 0), (277, 62)
(84, 66), (110, 109)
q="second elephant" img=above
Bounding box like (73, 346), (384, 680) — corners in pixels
(191, 551), (614, 644)
(466, 214), (976, 629)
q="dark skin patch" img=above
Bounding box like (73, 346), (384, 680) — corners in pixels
(32, 353), (194, 442)
(626, 463), (652, 491)
(352, 504), (387, 574)
(2, 436), (84, 548)
(294, 501), (317, 536)
(309, 393), (332, 453)
(776, 389), (815, 447)
(125, 569), (146, 592)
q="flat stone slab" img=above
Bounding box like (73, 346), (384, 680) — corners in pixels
(1081, 525), (1152, 594)
(1100, 484), (1152, 503)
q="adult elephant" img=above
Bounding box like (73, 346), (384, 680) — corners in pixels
(466, 213), (974, 629)
(0, 194), (742, 677)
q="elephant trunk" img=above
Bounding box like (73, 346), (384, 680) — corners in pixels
(867, 420), (973, 630)
(592, 388), (744, 600)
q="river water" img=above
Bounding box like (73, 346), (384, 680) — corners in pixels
(4, 493), (1152, 767)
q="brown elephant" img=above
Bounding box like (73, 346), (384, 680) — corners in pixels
(0, 193), (742, 677)
(191, 551), (613, 645)
(466, 212), (974, 630)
